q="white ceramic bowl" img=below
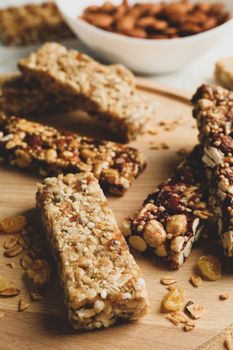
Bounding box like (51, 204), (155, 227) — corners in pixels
(56, 0), (233, 74)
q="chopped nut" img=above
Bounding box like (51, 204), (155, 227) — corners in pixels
(26, 259), (51, 287)
(3, 237), (18, 249)
(166, 313), (180, 326)
(0, 288), (20, 297)
(219, 293), (229, 300)
(166, 214), (187, 236)
(20, 254), (33, 269)
(186, 303), (205, 319)
(30, 291), (43, 301)
(172, 311), (188, 324)
(160, 277), (177, 286)
(190, 275), (202, 287)
(143, 220), (166, 247)
(177, 148), (189, 157)
(18, 297), (30, 312)
(6, 262), (16, 269)
(0, 215), (27, 233)
(184, 323), (195, 332)
(162, 286), (185, 312)
(193, 210), (212, 219)
(225, 335), (233, 350)
(198, 255), (222, 281)
(128, 235), (147, 252)
(4, 243), (23, 257)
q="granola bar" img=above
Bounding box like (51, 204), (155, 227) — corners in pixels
(18, 42), (153, 142)
(1, 75), (76, 116)
(192, 84), (233, 257)
(36, 172), (148, 330)
(0, 2), (74, 45)
(124, 146), (211, 269)
(0, 114), (146, 196)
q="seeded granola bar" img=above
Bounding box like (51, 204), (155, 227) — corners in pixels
(1, 75), (76, 116)
(0, 114), (146, 196)
(0, 2), (74, 45)
(18, 42), (153, 143)
(192, 84), (233, 257)
(124, 146), (211, 269)
(36, 172), (148, 330)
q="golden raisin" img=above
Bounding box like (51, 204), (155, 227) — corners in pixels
(162, 286), (185, 312)
(0, 215), (27, 234)
(198, 255), (222, 281)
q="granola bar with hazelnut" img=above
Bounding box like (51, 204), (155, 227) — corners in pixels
(36, 172), (148, 330)
(0, 113), (146, 196)
(124, 146), (211, 269)
(18, 42), (153, 142)
(0, 2), (74, 45)
(192, 84), (233, 257)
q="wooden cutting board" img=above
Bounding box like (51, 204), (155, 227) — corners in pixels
(0, 76), (232, 350)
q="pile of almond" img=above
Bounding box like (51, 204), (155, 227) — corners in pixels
(80, 0), (229, 39)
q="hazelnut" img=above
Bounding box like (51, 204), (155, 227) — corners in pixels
(166, 215), (187, 236)
(143, 219), (166, 247)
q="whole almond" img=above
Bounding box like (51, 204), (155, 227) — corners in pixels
(116, 14), (136, 33)
(86, 13), (114, 29)
(0, 288), (21, 297)
(126, 27), (148, 39)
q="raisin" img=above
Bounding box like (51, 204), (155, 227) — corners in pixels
(198, 255), (222, 281)
(162, 286), (185, 312)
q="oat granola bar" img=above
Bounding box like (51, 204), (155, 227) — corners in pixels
(18, 42), (153, 142)
(124, 146), (211, 269)
(36, 172), (148, 330)
(1, 75), (76, 116)
(0, 114), (146, 195)
(0, 2), (74, 45)
(192, 84), (233, 257)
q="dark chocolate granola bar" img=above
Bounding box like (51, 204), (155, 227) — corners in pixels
(0, 113), (146, 196)
(192, 84), (233, 257)
(123, 146), (211, 269)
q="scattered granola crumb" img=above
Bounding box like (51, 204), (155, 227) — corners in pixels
(166, 313), (180, 326)
(18, 297), (30, 312)
(0, 310), (5, 319)
(177, 148), (189, 157)
(160, 277), (177, 286)
(219, 293), (229, 300)
(145, 126), (159, 135)
(190, 275), (202, 288)
(6, 262), (16, 269)
(150, 142), (169, 150)
(225, 335), (233, 350)
(186, 303), (205, 319)
(30, 291), (43, 301)
(184, 323), (195, 332)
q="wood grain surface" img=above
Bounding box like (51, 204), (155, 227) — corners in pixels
(0, 78), (232, 350)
